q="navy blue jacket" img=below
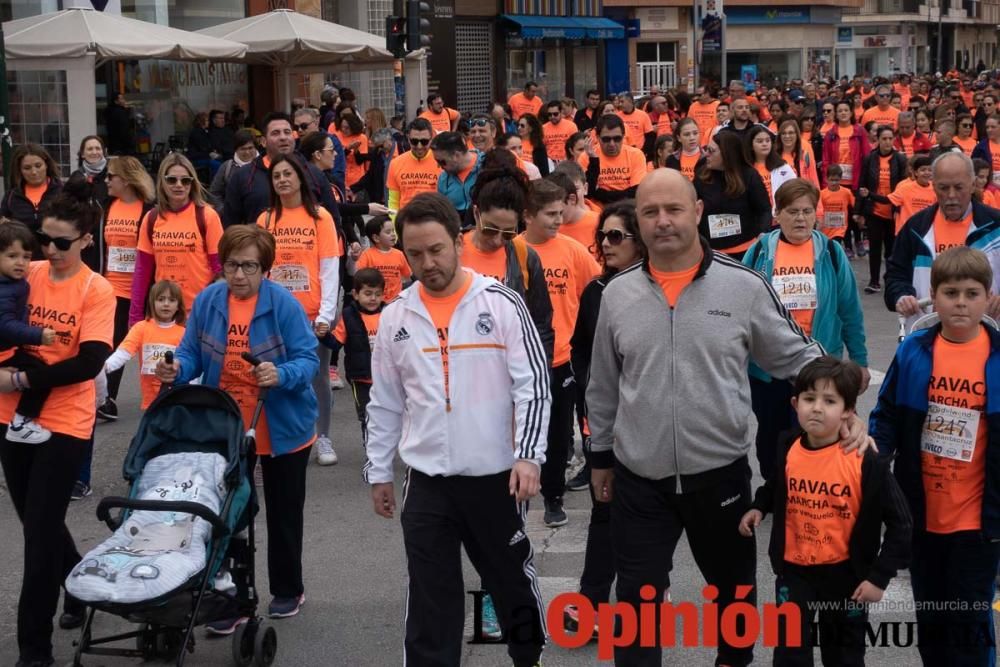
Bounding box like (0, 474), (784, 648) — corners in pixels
(870, 323), (1000, 538)
(322, 301), (383, 381)
(972, 138), (994, 167)
(0, 276), (43, 350)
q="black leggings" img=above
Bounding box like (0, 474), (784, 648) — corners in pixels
(106, 296), (131, 400)
(866, 214), (894, 285)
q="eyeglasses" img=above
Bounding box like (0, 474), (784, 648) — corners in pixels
(876, 94), (891, 98)
(960, 123), (973, 128)
(597, 229), (635, 245)
(35, 230), (83, 251)
(599, 135), (624, 144)
(409, 138), (431, 146)
(222, 260), (261, 275)
(822, 109), (834, 113)
(296, 123), (313, 132)
(479, 224), (517, 239)
(164, 175), (194, 186)
(470, 118), (491, 128)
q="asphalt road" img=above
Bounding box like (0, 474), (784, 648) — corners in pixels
(0, 254), (995, 666)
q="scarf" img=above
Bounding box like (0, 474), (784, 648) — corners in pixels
(233, 152), (256, 168)
(82, 157), (107, 177)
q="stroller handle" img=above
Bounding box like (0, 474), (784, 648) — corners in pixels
(96, 496), (230, 535)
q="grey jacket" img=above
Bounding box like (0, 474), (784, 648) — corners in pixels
(587, 239), (823, 490)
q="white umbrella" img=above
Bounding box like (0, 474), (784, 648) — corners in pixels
(195, 9), (397, 68)
(2, 8), (247, 62)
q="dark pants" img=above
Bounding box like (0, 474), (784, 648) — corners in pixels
(580, 448), (614, 606)
(350, 379), (372, 442)
(8, 350), (50, 419)
(541, 362), (575, 502)
(749, 375), (796, 480)
(909, 529), (1000, 666)
(401, 469), (546, 667)
(866, 214), (894, 286)
(773, 562), (867, 666)
(611, 460), (756, 667)
(252, 445), (311, 598)
(0, 429), (88, 662)
(846, 214), (862, 252)
(106, 296), (131, 400)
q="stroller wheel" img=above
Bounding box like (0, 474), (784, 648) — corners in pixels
(231, 622), (255, 667)
(252, 623), (277, 667)
(136, 624), (158, 660)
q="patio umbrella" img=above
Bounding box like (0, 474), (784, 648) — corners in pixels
(3, 8), (247, 62)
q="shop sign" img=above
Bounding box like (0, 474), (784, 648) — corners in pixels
(725, 7), (810, 25)
(636, 7), (679, 31)
(838, 27), (853, 43)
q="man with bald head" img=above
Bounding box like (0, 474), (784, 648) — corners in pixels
(886, 152), (1000, 320)
(893, 111), (932, 157)
(586, 169), (845, 666)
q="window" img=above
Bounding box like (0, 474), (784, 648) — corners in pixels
(8, 70), (71, 176)
(636, 42), (676, 64)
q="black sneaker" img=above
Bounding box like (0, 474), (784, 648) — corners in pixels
(96, 398), (118, 422)
(58, 595), (86, 630)
(543, 497), (568, 527)
(864, 283), (881, 294)
(70, 481), (92, 501)
(566, 466), (590, 492)
(15, 658), (54, 667)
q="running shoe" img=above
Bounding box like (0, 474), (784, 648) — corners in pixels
(6, 415), (51, 444)
(566, 466), (590, 492)
(315, 435), (338, 466)
(269, 593), (305, 618)
(58, 595), (86, 630)
(864, 283), (881, 294)
(480, 593), (503, 640)
(205, 617), (248, 636)
(70, 481), (92, 501)
(563, 604), (599, 639)
(96, 398), (118, 422)
(329, 367), (344, 390)
(544, 498), (568, 527)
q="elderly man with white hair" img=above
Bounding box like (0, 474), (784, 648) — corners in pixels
(886, 151), (1000, 320)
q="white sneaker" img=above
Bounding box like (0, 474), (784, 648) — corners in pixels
(329, 367), (344, 390)
(6, 414), (51, 444)
(316, 435), (338, 465)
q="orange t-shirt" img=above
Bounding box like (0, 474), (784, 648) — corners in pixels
(257, 206), (340, 320)
(954, 135), (976, 156)
(990, 142), (1000, 185)
(558, 209), (599, 258)
(332, 309), (381, 352)
(118, 319), (185, 408)
(219, 294), (272, 455)
(136, 204), (223, 313)
(754, 162), (773, 206)
(922, 327), (989, 533)
(419, 107), (459, 134)
(508, 92), (543, 120)
(679, 151), (700, 182)
(339, 132), (370, 189)
(899, 133), (916, 158)
(24, 183), (47, 208)
(861, 105), (900, 131)
(894, 83), (912, 108)
(104, 199), (146, 299)
(0, 263), (115, 439)
(616, 109), (653, 149)
(783, 437), (863, 565)
(420, 273), (473, 409)
(386, 151), (441, 209)
(649, 259), (699, 308)
(872, 156), (893, 219)
(525, 234), (601, 366)
(933, 209), (973, 254)
(888, 180), (937, 234)
(356, 246), (412, 303)
(543, 118), (579, 162)
(687, 101), (719, 145)
(772, 239), (817, 335)
(819, 187), (854, 239)
(984, 189), (1000, 208)
(460, 233), (507, 283)
(577, 146), (647, 193)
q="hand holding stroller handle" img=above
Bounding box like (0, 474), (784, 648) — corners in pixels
(164, 351), (173, 366)
(96, 496), (230, 535)
(241, 352), (262, 366)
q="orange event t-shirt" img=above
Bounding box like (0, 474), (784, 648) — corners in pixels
(990, 142), (1000, 185)
(338, 132), (370, 188)
(888, 180), (937, 234)
(648, 257), (700, 308)
(837, 126), (854, 165)
(24, 183), (46, 208)
(104, 198), (146, 299)
(558, 209), (599, 258)
(933, 209), (973, 254)
(861, 105), (900, 130)
(679, 151), (700, 182)
(954, 135), (976, 156)
(687, 101), (719, 146)
(783, 437), (863, 565)
(754, 163), (773, 207)
(543, 118), (579, 162)
(616, 109), (653, 149)
(922, 327), (989, 533)
(119, 319), (185, 409)
(772, 239), (817, 336)
(356, 246), (412, 303)
(219, 295), (273, 456)
(419, 107), (458, 134)
(420, 273), (473, 408)
(508, 92), (543, 120)
(257, 206), (339, 320)
(460, 232), (508, 283)
(386, 151), (441, 209)
(873, 156), (893, 219)
(0, 263), (115, 439)
(136, 204), (223, 312)
(819, 187), (854, 239)
(525, 234), (601, 366)
(577, 146), (646, 192)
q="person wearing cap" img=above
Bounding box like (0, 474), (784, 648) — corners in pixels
(786, 90), (806, 118)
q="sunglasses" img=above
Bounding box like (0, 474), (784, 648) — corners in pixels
(961, 123), (973, 128)
(35, 230), (83, 251)
(549, 112), (561, 117)
(295, 122), (313, 131)
(479, 224), (517, 239)
(409, 138), (431, 146)
(470, 118), (491, 128)
(597, 229), (635, 245)
(822, 109), (834, 113)
(600, 135), (624, 144)
(164, 175), (194, 186)
(876, 94), (890, 98)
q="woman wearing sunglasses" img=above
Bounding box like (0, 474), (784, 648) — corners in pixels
(953, 113), (977, 156)
(1, 144), (63, 245)
(0, 179), (116, 667)
(516, 113), (550, 177)
(821, 100), (870, 190)
(128, 153), (224, 328)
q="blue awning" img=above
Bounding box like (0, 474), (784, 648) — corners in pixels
(501, 15), (625, 40)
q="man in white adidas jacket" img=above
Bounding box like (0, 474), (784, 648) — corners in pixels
(364, 192), (550, 667)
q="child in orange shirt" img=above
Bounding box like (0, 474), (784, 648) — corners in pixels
(103, 280), (186, 410)
(547, 165), (599, 258)
(324, 268), (383, 440)
(818, 165), (856, 242)
(973, 158), (1000, 208)
(741, 357), (911, 665)
(356, 216), (411, 302)
(888, 155), (936, 234)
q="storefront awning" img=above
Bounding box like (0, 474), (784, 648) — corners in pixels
(501, 15), (625, 40)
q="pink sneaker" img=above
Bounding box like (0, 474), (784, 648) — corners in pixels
(329, 367), (344, 390)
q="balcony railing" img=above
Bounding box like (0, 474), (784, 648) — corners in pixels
(636, 62), (676, 95)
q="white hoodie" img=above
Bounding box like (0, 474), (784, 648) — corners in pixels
(363, 271), (551, 484)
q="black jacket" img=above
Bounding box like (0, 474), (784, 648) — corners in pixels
(857, 149), (908, 219)
(694, 166), (772, 253)
(105, 102), (134, 155)
(324, 302), (383, 381)
(0, 276), (42, 350)
(70, 167), (109, 210)
(186, 127), (215, 162)
(500, 238), (554, 366)
(209, 125), (236, 157)
(0, 180), (64, 256)
(574, 108), (597, 133)
(570, 274), (608, 390)
(751, 430), (912, 590)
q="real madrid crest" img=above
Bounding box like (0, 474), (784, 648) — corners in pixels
(476, 312), (494, 336)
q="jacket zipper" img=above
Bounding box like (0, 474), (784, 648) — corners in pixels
(664, 280), (682, 493)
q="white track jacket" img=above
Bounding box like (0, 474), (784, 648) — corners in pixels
(363, 271), (551, 484)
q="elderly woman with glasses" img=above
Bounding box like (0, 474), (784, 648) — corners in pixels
(157, 224), (318, 626)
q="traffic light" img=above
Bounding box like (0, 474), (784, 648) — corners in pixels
(406, 0), (432, 52)
(385, 16), (406, 58)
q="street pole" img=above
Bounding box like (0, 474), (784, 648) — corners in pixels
(394, 0), (406, 117)
(936, 4), (943, 72)
(692, 0), (698, 92)
(720, 13), (727, 90)
(0, 27), (11, 193)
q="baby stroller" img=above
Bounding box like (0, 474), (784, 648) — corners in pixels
(65, 379), (275, 667)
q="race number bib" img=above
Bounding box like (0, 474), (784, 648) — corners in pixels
(921, 402), (981, 462)
(707, 214), (741, 239)
(270, 264), (310, 292)
(107, 246), (137, 273)
(141, 343), (176, 375)
(838, 164), (853, 182)
(823, 212), (846, 229)
(772, 273), (818, 311)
